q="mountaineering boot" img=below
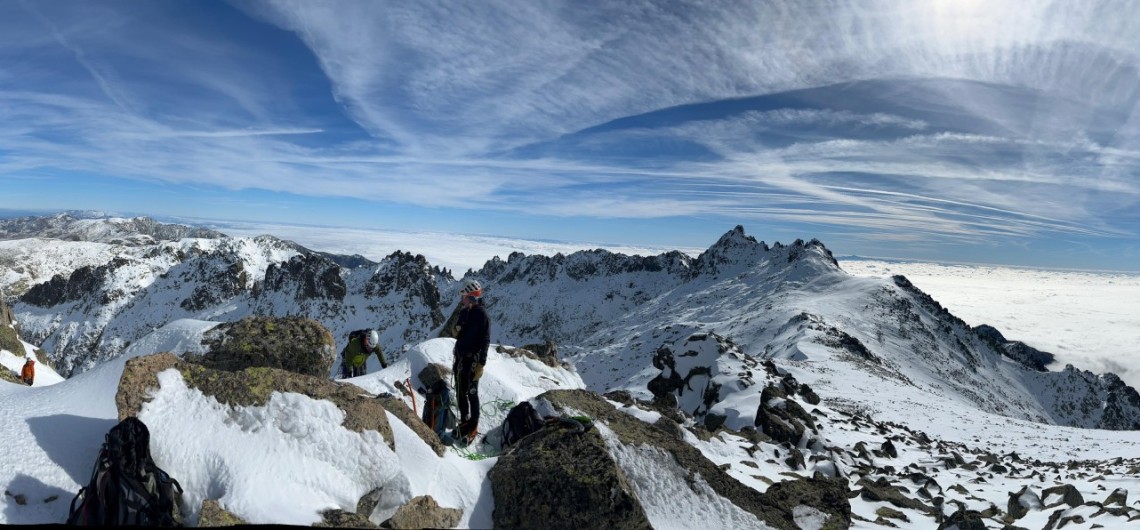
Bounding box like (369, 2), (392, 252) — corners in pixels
(452, 419), (472, 447)
(463, 420), (478, 445)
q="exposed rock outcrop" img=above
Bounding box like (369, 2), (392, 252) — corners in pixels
(535, 388), (844, 530)
(191, 316), (336, 378)
(197, 499), (248, 527)
(116, 353), (404, 452)
(489, 413), (651, 530)
(383, 495), (462, 530)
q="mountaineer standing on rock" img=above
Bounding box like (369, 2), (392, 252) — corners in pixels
(453, 279), (490, 445)
(340, 329), (388, 379)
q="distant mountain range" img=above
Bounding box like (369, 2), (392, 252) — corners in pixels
(2, 214), (1138, 432)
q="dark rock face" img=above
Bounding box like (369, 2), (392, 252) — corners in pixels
(1041, 484), (1083, 508)
(192, 316), (336, 378)
(755, 383), (817, 447)
(262, 253), (347, 303)
(1102, 374), (1140, 430)
(856, 477), (935, 515)
(937, 507), (986, 530)
(22, 259), (131, 308)
(178, 255), (249, 312)
(488, 424), (650, 530)
(974, 324), (1054, 372)
(364, 251), (445, 331)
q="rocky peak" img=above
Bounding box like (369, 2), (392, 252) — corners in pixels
(364, 251), (445, 324)
(973, 324), (1054, 372)
(261, 253), (346, 303)
(693, 226), (840, 278)
(693, 225), (767, 275)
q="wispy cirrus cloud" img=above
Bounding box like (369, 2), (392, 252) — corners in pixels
(2, 0), (1139, 268)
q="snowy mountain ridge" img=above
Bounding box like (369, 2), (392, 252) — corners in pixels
(0, 211), (228, 245)
(2, 219), (1138, 436)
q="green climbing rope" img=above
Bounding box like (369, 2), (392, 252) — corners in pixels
(448, 399), (515, 460)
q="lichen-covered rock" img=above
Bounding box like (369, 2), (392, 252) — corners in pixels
(0, 319), (24, 357)
(193, 316), (335, 377)
(317, 509), (375, 528)
(197, 499), (248, 527)
(117, 352), (396, 451)
(0, 297), (15, 327)
(488, 422), (650, 530)
(384, 495), (462, 530)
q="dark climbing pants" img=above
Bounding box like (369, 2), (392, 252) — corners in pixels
(455, 356), (480, 430)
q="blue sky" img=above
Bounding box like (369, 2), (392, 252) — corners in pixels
(1, 0), (1138, 271)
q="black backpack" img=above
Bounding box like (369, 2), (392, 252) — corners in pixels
(348, 329), (370, 343)
(67, 417), (184, 526)
(501, 401), (546, 448)
(420, 379), (458, 436)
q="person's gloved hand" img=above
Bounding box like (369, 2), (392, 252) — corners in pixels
(473, 363), (484, 381)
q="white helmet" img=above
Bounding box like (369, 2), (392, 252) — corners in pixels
(365, 330), (379, 349)
(460, 279), (483, 297)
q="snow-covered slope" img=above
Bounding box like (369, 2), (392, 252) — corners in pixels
(6, 221), (1139, 440)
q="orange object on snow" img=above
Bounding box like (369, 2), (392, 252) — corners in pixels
(20, 358), (34, 386)
(408, 378), (417, 416)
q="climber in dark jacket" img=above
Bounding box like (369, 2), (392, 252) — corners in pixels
(453, 279), (490, 444)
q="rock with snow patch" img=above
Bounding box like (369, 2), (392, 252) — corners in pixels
(537, 389), (805, 530)
(488, 416), (651, 530)
(1103, 487), (1128, 506)
(647, 331), (762, 429)
(755, 383), (816, 447)
(936, 506), (987, 530)
(116, 352), (398, 452)
(762, 474), (851, 529)
(1040, 484), (1083, 508)
(1007, 485), (1043, 519)
(497, 341), (561, 368)
(856, 477), (936, 515)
